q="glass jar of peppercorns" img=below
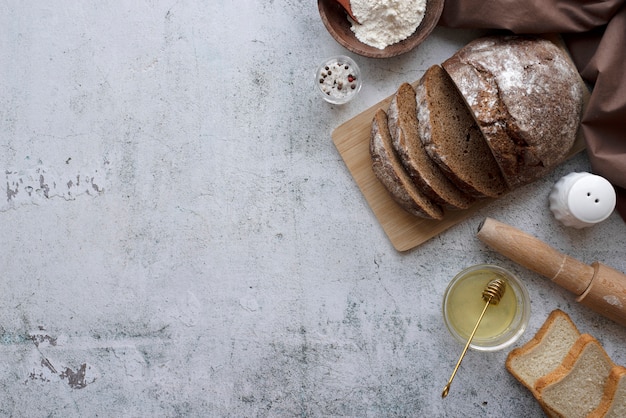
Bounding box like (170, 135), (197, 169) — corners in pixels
(315, 55), (362, 104)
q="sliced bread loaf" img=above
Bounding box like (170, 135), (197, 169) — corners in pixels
(506, 309), (581, 398)
(370, 109), (444, 220)
(535, 334), (615, 418)
(387, 82), (475, 210)
(442, 35), (584, 189)
(588, 365), (626, 418)
(415, 65), (508, 198)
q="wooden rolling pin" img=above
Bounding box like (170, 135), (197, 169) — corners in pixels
(477, 217), (626, 328)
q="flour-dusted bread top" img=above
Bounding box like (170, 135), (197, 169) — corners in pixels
(416, 65), (508, 198)
(588, 366), (626, 418)
(370, 109), (444, 220)
(535, 334), (615, 418)
(506, 309), (581, 398)
(443, 35), (584, 189)
(387, 82), (475, 209)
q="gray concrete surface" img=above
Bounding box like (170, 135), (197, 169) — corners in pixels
(1, 1), (625, 417)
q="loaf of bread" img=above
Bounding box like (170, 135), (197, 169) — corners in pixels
(370, 109), (444, 220)
(506, 310), (624, 418)
(370, 35), (584, 219)
(388, 82), (475, 209)
(443, 35), (584, 189)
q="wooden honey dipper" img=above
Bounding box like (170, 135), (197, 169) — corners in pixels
(477, 217), (626, 328)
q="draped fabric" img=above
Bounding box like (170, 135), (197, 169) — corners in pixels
(439, 1), (626, 221)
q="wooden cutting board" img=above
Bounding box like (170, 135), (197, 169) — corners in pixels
(332, 60), (588, 252)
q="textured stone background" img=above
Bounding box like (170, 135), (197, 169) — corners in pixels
(1, 1), (625, 417)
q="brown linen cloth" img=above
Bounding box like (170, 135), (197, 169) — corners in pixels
(439, 1), (626, 221)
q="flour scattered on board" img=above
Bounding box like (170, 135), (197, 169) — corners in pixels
(2, 160), (108, 210)
(350, 0), (427, 49)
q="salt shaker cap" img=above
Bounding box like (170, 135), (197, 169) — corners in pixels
(549, 172), (616, 228)
(567, 174), (616, 223)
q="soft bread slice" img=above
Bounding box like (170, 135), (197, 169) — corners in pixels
(415, 65), (508, 198)
(506, 309), (581, 398)
(387, 82), (475, 210)
(535, 334), (615, 418)
(370, 109), (444, 220)
(588, 365), (626, 418)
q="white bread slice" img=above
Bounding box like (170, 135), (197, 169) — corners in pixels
(535, 334), (615, 418)
(588, 365), (626, 418)
(506, 309), (581, 398)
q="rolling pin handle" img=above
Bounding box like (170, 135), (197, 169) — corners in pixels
(576, 262), (626, 327)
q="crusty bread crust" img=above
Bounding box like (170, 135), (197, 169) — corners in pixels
(370, 109), (444, 220)
(506, 309), (581, 397)
(443, 35), (584, 189)
(387, 82), (475, 209)
(588, 365), (626, 418)
(535, 334), (615, 418)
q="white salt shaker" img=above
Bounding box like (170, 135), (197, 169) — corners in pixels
(549, 172), (616, 228)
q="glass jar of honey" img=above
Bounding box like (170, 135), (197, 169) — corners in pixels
(442, 264), (530, 352)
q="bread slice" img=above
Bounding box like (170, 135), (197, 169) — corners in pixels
(442, 35), (584, 189)
(588, 365), (626, 418)
(369, 109), (444, 220)
(415, 65), (508, 198)
(535, 334), (615, 418)
(387, 82), (475, 210)
(506, 309), (581, 398)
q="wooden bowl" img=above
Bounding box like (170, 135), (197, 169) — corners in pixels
(318, 0), (444, 59)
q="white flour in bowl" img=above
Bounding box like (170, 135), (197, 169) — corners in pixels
(350, 0), (427, 49)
